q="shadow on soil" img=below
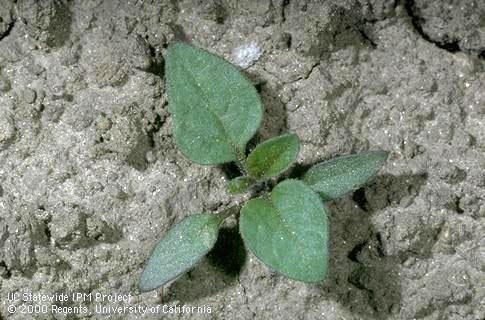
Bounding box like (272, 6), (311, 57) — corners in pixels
(207, 226), (247, 277)
(164, 224), (246, 303)
(318, 172), (427, 319)
(245, 72), (289, 149)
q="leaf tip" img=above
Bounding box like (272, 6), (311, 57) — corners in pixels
(138, 268), (161, 293)
(227, 176), (255, 194)
(370, 149), (389, 168)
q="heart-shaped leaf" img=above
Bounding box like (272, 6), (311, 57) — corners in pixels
(303, 150), (388, 201)
(246, 134), (300, 179)
(166, 42), (262, 165)
(139, 213), (222, 292)
(227, 176), (255, 194)
(240, 179), (328, 282)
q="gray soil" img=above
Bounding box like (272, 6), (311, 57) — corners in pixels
(1, 0), (484, 319)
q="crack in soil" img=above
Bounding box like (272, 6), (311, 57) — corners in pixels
(403, 0), (461, 54)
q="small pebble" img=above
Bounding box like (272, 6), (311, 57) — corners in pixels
(0, 75), (11, 92)
(232, 42), (262, 69)
(23, 88), (37, 104)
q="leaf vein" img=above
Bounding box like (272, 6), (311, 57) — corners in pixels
(179, 57), (241, 156)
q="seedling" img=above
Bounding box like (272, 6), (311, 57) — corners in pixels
(138, 42), (388, 292)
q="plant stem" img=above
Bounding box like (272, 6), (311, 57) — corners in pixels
(218, 204), (242, 220)
(236, 151), (247, 175)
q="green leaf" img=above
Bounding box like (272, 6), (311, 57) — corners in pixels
(240, 179), (328, 282)
(166, 42), (262, 165)
(139, 213), (222, 292)
(227, 176), (255, 194)
(246, 134), (300, 179)
(303, 150), (388, 201)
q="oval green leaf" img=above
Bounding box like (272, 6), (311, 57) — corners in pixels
(227, 176), (255, 194)
(246, 134), (300, 179)
(166, 42), (262, 165)
(139, 213), (222, 292)
(303, 150), (388, 201)
(240, 179), (328, 282)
